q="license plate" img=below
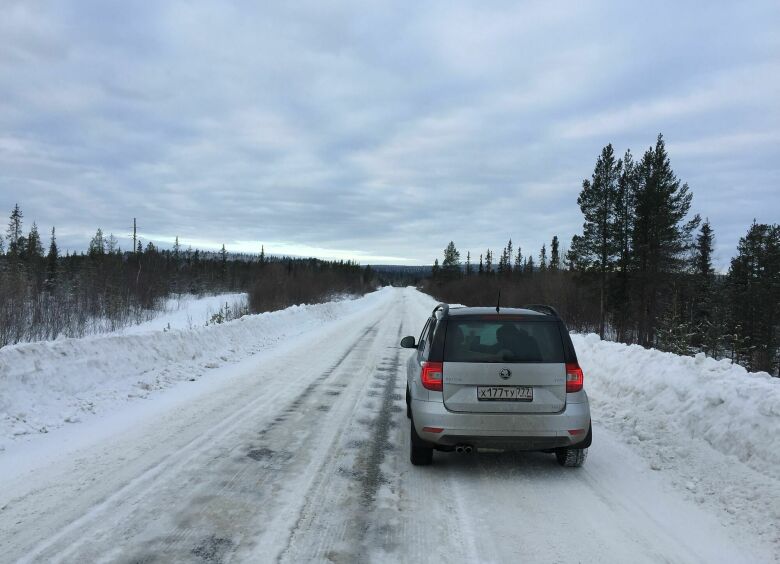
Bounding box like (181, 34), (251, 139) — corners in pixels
(477, 386), (533, 401)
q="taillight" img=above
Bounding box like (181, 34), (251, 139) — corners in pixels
(566, 362), (584, 393)
(421, 361), (443, 391)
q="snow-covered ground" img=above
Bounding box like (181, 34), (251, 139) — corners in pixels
(0, 288), (777, 563)
(121, 292), (249, 334)
(0, 290), (374, 446)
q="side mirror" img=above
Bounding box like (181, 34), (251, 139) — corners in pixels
(400, 336), (417, 349)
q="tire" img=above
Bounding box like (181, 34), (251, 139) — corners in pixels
(555, 447), (588, 467)
(406, 387), (411, 419)
(410, 418), (433, 466)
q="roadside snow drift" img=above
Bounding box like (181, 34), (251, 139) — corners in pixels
(573, 333), (780, 481)
(0, 289), (392, 444)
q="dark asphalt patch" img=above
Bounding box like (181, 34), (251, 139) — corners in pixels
(247, 447), (276, 461)
(191, 535), (234, 563)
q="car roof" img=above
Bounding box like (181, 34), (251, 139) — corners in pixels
(446, 306), (547, 317)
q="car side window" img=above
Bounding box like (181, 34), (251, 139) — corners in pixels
(418, 319), (431, 350)
(420, 319), (437, 359)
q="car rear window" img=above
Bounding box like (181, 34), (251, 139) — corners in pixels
(443, 319), (564, 363)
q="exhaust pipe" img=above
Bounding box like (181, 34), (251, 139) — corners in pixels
(464, 446), (473, 454)
(455, 445), (473, 454)
(455, 446), (464, 453)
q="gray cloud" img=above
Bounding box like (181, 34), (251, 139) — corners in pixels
(0, 0), (778, 267)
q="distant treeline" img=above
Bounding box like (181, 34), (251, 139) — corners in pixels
(0, 207), (375, 347)
(425, 135), (779, 376)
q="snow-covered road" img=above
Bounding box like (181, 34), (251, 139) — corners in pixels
(0, 288), (776, 563)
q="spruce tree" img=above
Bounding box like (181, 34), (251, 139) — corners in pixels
(632, 134), (700, 347)
(46, 226), (59, 288)
(550, 236), (559, 271)
(478, 254), (484, 275)
(514, 247), (523, 275)
(220, 244), (228, 283)
(539, 244), (547, 271)
(6, 203), (23, 258)
(504, 239), (513, 276)
(106, 233), (119, 254)
(565, 234), (585, 271)
(484, 249), (493, 275)
(525, 256), (535, 275)
(465, 251), (472, 276)
(691, 219), (719, 355)
(89, 228), (106, 257)
(441, 241), (461, 279)
(27, 222), (44, 259)
(497, 248), (506, 276)
(726, 221), (779, 374)
(431, 258), (440, 279)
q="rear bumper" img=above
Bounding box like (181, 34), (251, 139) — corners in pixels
(411, 395), (591, 451)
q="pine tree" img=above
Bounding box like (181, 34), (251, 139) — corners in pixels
(465, 251), (472, 276)
(632, 134), (700, 347)
(136, 240), (143, 255)
(550, 236), (560, 271)
(612, 149), (637, 342)
(431, 258), (440, 279)
(259, 245), (265, 265)
(539, 244), (547, 271)
(577, 143), (621, 338)
(441, 241), (461, 279)
(478, 254), (484, 275)
(173, 236), (181, 259)
(484, 249), (493, 275)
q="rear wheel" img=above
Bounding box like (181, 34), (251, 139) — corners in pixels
(410, 418), (433, 466)
(555, 447), (587, 467)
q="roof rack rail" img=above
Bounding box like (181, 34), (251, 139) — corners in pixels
(432, 303), (449, 318)
(522, 304), (560, 318)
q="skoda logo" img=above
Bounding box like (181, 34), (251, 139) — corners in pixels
(499, 368), (511, 380)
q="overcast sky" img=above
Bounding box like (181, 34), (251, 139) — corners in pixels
(1, 1), (778, 267)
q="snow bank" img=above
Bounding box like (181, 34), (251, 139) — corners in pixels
(120, 293), (248, 334)
(573, 333), (780, 480)
(0, 289), (392, 445)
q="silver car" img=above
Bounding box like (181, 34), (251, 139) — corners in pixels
(401, 303), (591, 466)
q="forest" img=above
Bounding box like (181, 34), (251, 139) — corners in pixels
(0, 209), (374, 347)
(426, 135), (779, 376)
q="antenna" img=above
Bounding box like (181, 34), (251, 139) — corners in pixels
(496, 289), (501, 313)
